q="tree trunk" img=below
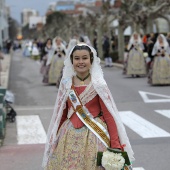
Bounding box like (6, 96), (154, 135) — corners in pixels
(97, 22), (103, 59)
(146, 17), (153, 33)
(132, 22), (141, 33)
(118, 24), (124, 62)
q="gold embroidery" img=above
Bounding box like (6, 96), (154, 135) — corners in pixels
(76, 105), (110, 147)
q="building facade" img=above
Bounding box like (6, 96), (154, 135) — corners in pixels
(0, 0), (9, 48)
(21, 9), (38, 27)
(29, 16), (46, 29)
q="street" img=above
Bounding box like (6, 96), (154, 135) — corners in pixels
(1, 49), (170, 170)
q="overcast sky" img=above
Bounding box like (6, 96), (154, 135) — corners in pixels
(6, 0), (52, 23)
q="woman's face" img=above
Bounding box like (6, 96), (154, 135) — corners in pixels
(72, 49), (91, 75)
(133, 34), (138, 40)
(47, 40), (52, 46)
(158, 36), (163, 43)
(56, 39), (61, 45)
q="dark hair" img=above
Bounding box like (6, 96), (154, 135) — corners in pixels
(45, 38), (52, 45)
(70, 45), (94, 64)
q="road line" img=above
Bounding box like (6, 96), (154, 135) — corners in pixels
(15, 107), (54, 111)
(155, 110), (170, 119)
(133, 168), (145, 170)
(119, 111), (170, 138)
(16, 115), (46, 144)
(139, 91), (170, 103)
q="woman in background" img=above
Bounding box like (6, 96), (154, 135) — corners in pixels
(48, 36), (66, 84)
(125, 32), (146, 77)
(148, 34), (170, 85)
(41, 38), (53, 83)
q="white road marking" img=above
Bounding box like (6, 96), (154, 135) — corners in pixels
(133, 168), (145, 170)
(15, 107), (53, 111)
(119, 111), (170, 138)
(155, 110), (170, 119)
(16, 115), (46, 144)
(139, 91), (170, 103)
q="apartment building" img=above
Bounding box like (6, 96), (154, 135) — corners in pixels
(0, 0), (9, 48)
(21, 9), (38, 27)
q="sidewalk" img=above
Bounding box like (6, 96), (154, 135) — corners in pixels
(0, 52), (11, 146)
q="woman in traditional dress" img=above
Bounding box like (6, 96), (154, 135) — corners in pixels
(56, 38), (79, 88)
(42, 43), (135, 170)
(31, 42), (40, 60)
(125, 32), (146, 77)
(148, 34), (170, 85)
(48, 36), (66, 84)
(66, 38), (79, 56)
(23, 42), (31, 57)
(41, 38), (53, 83)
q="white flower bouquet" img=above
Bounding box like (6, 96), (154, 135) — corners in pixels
(97, 148), (131, 170)
(102, 150), (125, 170)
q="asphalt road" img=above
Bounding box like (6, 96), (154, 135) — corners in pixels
(1, 49), (170, 170)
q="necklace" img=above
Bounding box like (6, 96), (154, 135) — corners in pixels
(76, 73), (90, 85)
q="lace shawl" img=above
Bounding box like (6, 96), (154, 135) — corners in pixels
(152, 34), (170, 56)
(127, 32), (144, 51)
(42, 43), (135, 168)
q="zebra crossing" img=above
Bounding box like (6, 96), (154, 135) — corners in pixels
(15, 108), (170, 145)
(16, 115), (46, 144)
(155, 110), (170, 119)
(15, 108), (169, 170)
(119, 111), (170, 138)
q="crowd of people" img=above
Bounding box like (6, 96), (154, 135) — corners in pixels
(22, 35), (94, 87)
(123, 32), (170, 86)
(20, 31), (170, 87)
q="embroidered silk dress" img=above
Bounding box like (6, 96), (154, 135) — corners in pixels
(126, 43), (146, 76)
(148, 45), (170, 85)
(46, 85), (121, 170)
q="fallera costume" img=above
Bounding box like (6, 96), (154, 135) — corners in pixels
(56, 38), (78, 88)
(126, 32), (146, 76)
(40, 39), (52, 73)
(42, 43), (135, 170)
(148, 34), (170, 85)
(31, 43), (40, 60)
(48, 37), (66, 84)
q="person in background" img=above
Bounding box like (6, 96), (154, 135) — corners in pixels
(23, 42), (31, 57)
(111, 33), (116, 51)
(56, 37), (79, 88)
(48, 36), (66, 85)
(125, 32), (146, 77)
(102, 35), (113, 67)
(40, 38), (53, 83)
(148, 34), (170, 85)
(166, 32), (170, 46)
(146, 33), (156, 72)
(31, 42), (40, 60)
(93, 34), (98, 55)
